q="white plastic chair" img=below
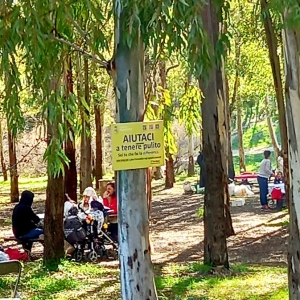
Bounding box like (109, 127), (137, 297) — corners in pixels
(0, 260), (22, 299)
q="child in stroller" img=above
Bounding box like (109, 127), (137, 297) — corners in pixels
(64, 198), (118, 262)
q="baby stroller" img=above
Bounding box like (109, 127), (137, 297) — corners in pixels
(78, 201), (118, 261)
(63, 206), (94, 262)
(88, 201), (118, 259)
(98, 207), (118, 259)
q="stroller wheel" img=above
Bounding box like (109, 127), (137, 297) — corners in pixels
(96, 245), (107, 258)
(108, 249), (118, 260)
(74, 249), (83, 262)
(112, 250), (118, 260)
(88, 250), (98, 263)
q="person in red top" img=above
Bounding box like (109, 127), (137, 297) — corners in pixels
(103, 182), (117, 214)
(103, 182), (118, 241)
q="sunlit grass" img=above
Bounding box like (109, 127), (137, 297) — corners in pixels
(0, 260), (288, 300)
(156, 263), (288, 300)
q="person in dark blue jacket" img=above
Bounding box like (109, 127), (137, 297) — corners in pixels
(197, 152), (205, 188)
(12, 190), (44, 251)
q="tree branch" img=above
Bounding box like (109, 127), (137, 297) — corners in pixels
(166, 64), (179, 76)
(6, 141), (42, 171)
(64, 8), (108, 64)
(48, 35), (108, 68)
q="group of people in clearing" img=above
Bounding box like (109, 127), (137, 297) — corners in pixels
(11, 182), (117, 254)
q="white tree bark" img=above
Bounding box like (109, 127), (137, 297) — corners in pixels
(112, 3), (157, 299)
(283, 10), (300, 299)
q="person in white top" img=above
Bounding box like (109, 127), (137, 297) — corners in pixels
(277, 150), (283, 173)
(257, 150), (274, 210)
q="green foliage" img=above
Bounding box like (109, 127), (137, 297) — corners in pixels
(232, 121), (278, 150)
(197, 206), (204, 218)
(233, 153), (276, 173)
(226, 0), (275, 126)
(178, 86), (202, 136)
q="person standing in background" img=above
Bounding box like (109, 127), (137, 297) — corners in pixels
(257, 150), (274, 210)
(197, 152), (205, 188)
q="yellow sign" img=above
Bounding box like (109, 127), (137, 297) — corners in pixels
(111, 121), (164, 171)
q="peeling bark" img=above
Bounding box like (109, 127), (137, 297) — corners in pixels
(200, 0), (231, 268)
(64, 55), (77, 201)
(44, 86), (65, 265)
(283, 10), (300, 298)
(113, 8), (157, 299)
(79, 56), (92, 192)
(261, 0), (289, 206)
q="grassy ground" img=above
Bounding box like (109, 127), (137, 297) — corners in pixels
(0, 177), (48, 202)
(232, 120), (280, 150)
(233, 154), (277, 173)
(0, 260), (288, 300)
(0, 171), (289, 299)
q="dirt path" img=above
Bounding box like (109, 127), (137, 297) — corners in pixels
(150, 184), (288, 266)
(0, 184), (288, 266)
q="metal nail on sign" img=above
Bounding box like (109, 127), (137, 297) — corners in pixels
(111, 121), (165, 170)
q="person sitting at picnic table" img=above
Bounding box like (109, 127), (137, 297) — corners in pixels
(79, 186), (102, 214)
(103, 182), (118, 241)
(274, 171), (284, 184)
(103, 182), (117, 214)
(12, 190), (44, 252)
(257, 150), (275, 210)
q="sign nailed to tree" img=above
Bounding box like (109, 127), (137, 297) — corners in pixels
(111, 121), (164, 171)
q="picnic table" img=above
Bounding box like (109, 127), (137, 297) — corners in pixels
(234, 172), (258, 181)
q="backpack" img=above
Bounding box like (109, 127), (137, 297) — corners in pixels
(5, 248), (28, 261)
(64, 216), (86, 244)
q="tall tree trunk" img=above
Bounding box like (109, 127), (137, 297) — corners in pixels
(237, 100), (246, 172)
(261, 0), (289, 206)
(187, 135), (195, 176)
(111, 9), (158, 299)
(221, 58), (235, 237)
(79, 56), (92, 192)
(7, 126), (18, 203)
(154, 167), (163, 180)
(165, 154), (175, 188)
(226, 76), (235, 180)
(264, 96), (280, 159)
(64, 55), (77, 201)
(283, 10), (300, 298)
(228, 38), (241, 179)
(94, 101), (103, 189)
(159, 60), (175, 188)
(44, 102), (64, 265)
(0, 119), (8, 181)
(200, 0), (230, 268)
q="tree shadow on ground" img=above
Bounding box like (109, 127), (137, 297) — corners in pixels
(151, 191), (288, 266)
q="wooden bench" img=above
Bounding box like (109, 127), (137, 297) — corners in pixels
(4, 236), (44, 247)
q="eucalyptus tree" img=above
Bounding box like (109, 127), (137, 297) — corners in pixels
(1, 0), (234, 296)
(199, 0), (234, 268)
(280, 1), (300, 297)
(260, 0), (289, 206)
